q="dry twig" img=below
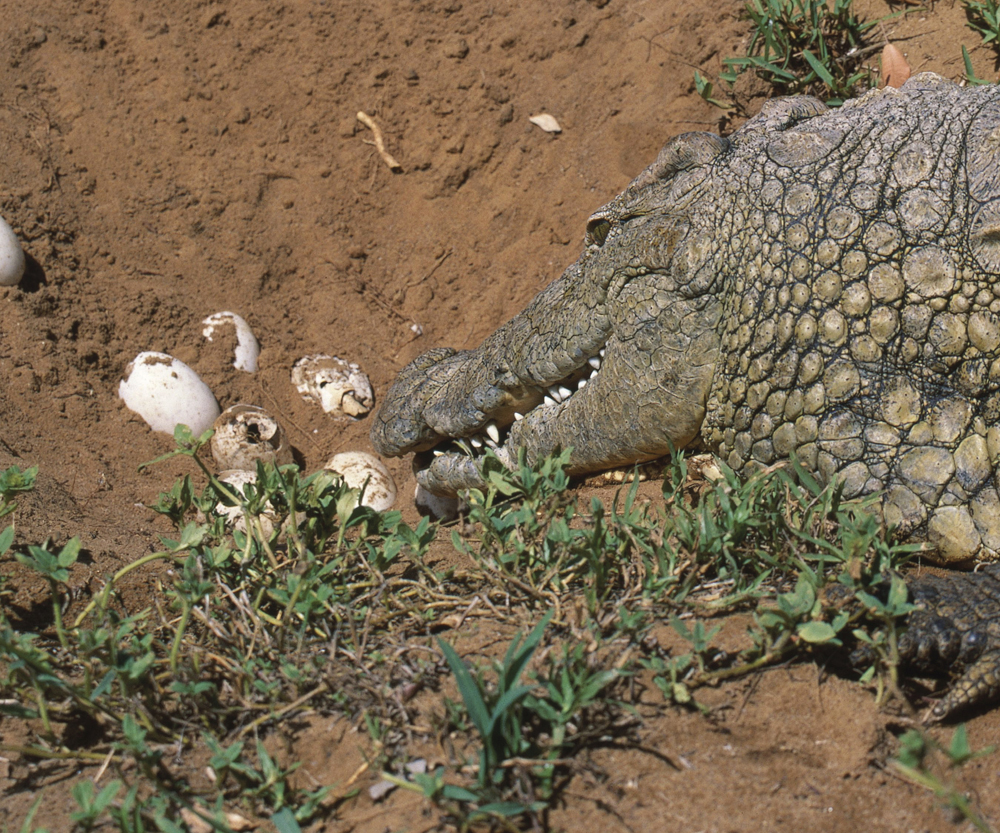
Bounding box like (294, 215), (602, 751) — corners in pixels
(356, 111), (403, 172)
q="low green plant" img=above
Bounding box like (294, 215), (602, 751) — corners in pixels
(893, 725), (996, 832)
(963, 45), (993, 86)
(419, 609), (623, 825)
(718, 0), (877, 103)
(965, 0), (1000, 46)
(437, 611), (553, 821)
(0, 430), (448, 830)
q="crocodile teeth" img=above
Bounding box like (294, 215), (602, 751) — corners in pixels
(588, 357), (601, 370)
(558, 386), (572, 400)
(543, 395), (556, 407)
(599, 347), (606, 357)
(514, 412), (524, 421)
(470, 436), (483, 449)
(433, 449), (444, 457)
(485, 421), (500, 444)
(578, 379), (587, 390)
(548, 386), (563, 403)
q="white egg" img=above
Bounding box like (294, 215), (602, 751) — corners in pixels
(0, 214), (26, 287)
(202, 311), (260, 372)
(118, 352), (221, 435)
(414, 484), (462, 522)
(211, 404), (293, 471)
(324, 451), (396, 511)
(213, 469), (278, 538)
(292, 355), (373, 419)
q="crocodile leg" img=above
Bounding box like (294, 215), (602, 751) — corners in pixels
(898, 566), (1000, 719)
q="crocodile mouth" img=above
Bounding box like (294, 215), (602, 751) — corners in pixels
(414, 346), (607, 467)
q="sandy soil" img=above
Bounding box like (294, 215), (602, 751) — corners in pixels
(3, 0), (1000, 830)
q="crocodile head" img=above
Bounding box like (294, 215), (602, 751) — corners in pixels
(371, 132), (730, 495)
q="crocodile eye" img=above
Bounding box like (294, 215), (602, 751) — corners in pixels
(586, 217), (611, 247)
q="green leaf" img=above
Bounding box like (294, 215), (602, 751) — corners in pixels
(272, 807), (303, 833)
(441, 784), (482, 802)
(438, 638), (491, 739)
(57, 537), (81, 569)
(796, 621), (840, 644)
(474, 800), (547, 818)
(949, 724), (972, 764)
(0, 524), (13, 556)
(802, 49), (835, 86)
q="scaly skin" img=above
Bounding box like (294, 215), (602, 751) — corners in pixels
(899, 566), (1000, 718)
(372, 74), (1000, 568)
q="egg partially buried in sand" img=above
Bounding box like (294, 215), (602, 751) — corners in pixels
(118, 352), (221, 435)
(0, 214), (26, 287)
(324, 452), (397, 511)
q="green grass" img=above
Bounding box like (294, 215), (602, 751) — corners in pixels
(0, 426), (965, 831)
(706, 0), (879, 106)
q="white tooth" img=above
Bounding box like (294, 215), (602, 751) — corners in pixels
(514, 412), (524, 421)
(485, 422), (500, 444)
(588, 357), (601, 370)
(543, 395), (556, 407)
(433, 450), (444, 457)
(470, 436), (483, 448)
(548, 386), (562, 403)
(599, 347), (606, 357)
(577, 379), (587, 390)
(558, 386), (572, 399)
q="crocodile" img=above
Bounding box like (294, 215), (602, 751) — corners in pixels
(373, 73), (1000, 568)
(371, 74), (1000, 716)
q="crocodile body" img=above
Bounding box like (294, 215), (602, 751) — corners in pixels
(372, 75), (1000, 715)
(373, 73), (1000, 569)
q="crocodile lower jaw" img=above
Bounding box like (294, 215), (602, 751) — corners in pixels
(418, 347), (606, 466)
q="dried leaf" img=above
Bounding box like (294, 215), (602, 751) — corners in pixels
(179, 809), (212, 833)
(225, 811), (256, 831)
(529, 113), (562, 133)
(881, 43), (911, 89)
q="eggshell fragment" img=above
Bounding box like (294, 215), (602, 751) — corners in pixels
(0, 214), (26, 287)
(292, 355), (374, 419)
(119, 352), (221, 435)
(529, 113), (562, 133)
(211, 404), (293, 471)
(202, 311), (260, 372)
(414, 484), (461, 522)
(324, 451), (396, 511)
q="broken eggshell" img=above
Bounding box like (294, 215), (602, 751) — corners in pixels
(324, 451), (396, 512)
(211, 404), (293, 471)
(118, 352), (221, 435)
(202, 311), (260, 372)
(0, 214), (26, 287)
(292, 355), (373, 419)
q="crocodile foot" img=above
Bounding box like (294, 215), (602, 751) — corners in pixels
(899, 566), (1000, 720)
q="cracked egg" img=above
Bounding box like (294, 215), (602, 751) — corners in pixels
(324, 451), (396, 512)
(292, 355), (373, 419)
(211, 404), (293, 471)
